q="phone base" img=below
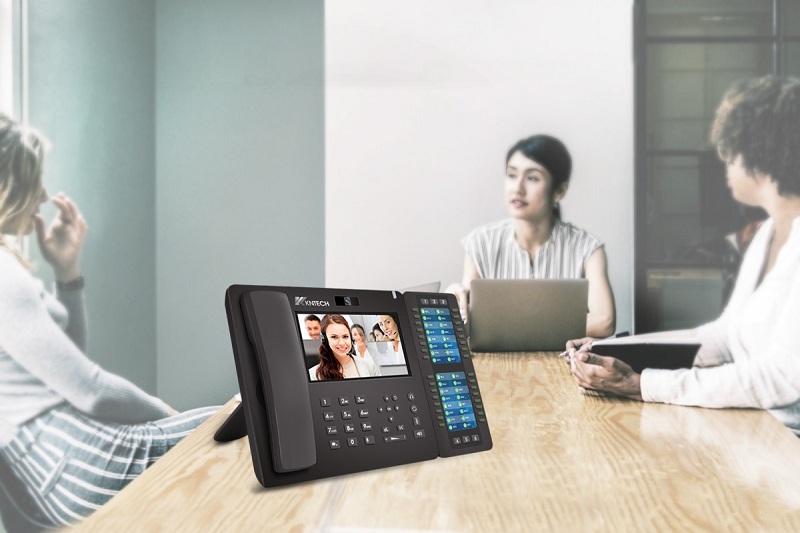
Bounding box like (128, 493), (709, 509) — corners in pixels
(214, 402), (247, 442)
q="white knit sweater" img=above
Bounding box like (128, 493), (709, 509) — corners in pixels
(0, 249), (170, 446)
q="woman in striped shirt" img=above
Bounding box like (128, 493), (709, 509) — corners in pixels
(447, 134), (616, 338)
(0, 113), (217, 529)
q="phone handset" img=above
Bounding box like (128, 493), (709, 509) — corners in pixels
(241, 291), (316, 473)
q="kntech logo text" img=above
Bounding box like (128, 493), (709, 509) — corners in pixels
(294, 296), (331, 307)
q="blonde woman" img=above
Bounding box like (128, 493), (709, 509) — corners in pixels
(0, 114), (217, 528)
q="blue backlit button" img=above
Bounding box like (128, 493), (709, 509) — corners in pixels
(326, 426), (337, 435)
(407, 392), (415, 401)
(453, 437), (462, 445)
(384, 435), (407, 443)
(396, 424), (406, 432)
(412, 416), (422, 426)
(355, 395), (366, 404)
(329, 440), (341, 450)
(359, 409), (369, 418)
(361, 422), (372, 431)
(342, 410), (352, 420)
(471, 434), (481, 442)
(414, 429), (426, 439)
(381, 426), (390, 434)
(347, 437), (358, 447)
(339, 397), (350, 406)
(320, 398), (331, 407)
(323, 412), (335, 421)
(410, 404), (419, 413)
(344, 423), (355, 433)
(365, 435), (376, 445)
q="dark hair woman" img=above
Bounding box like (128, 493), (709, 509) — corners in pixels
(447, 134), (616, 338)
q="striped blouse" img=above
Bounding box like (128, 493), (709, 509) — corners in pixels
(462, 219), (602, 279)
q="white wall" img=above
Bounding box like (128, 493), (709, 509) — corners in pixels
(326, 1), (634, 332)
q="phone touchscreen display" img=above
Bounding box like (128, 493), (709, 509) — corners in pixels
(297, 312), (411, 381)
(421, 307), (478, 433)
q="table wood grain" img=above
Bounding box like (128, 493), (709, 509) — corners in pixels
(75, 353), (800, 532)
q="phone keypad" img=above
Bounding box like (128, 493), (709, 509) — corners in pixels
(323, 393), (427, 449)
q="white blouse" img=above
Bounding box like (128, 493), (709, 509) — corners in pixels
(462, 218), (602, 279)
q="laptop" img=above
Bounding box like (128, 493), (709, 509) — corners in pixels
(402, 281), (441, 293)
(468, 279), (588, 352)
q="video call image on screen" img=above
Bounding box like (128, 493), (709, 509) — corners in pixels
(298, 312), (410, 382)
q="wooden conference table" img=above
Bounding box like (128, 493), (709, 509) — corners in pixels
(75, 353), (800, 532)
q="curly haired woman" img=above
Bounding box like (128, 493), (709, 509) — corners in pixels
(568, 76), (800, 436)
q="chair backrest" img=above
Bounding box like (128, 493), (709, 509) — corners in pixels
(0, 454), (48, 533)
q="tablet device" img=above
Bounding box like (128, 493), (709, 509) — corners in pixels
(468, 279), (588, 352)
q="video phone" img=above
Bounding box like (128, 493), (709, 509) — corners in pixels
(214, 285), (493, 487)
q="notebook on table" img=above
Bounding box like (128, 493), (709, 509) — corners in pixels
(590, 337), (700, 373)
(468, 279), (588, 352)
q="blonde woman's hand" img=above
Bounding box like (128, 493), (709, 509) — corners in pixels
(33, 193), (88, 282)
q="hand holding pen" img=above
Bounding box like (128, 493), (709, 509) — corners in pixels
(560, 337), (596, 366)
(560, 332), (629, 366)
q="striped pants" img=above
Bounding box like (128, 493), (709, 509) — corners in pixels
(0, 404), (218, 529)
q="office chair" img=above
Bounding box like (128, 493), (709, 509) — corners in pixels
(0, 455), (48, 533)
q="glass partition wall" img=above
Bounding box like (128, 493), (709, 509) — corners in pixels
(634, 0), (800, 332)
